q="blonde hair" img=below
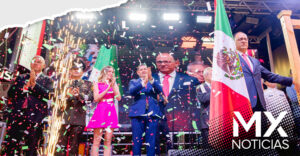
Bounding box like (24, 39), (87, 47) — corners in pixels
(98, 66), (114, 82)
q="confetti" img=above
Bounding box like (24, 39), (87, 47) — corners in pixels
(67, 93), (73, 97)
(22, 146), (29, 150)
(42, 98), (49, 102)
(56, 147), (61, 152)
(167, 108), (173, 112)
(7, 48), (12, 54)
(192, 121), (198, 130)
(176, 132), (185, 137)
(43, 44), (54, 50)
(58, 37), (64, 41)
(214, 91), (221, 97)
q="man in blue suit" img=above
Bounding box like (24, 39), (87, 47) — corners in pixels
(235, 32), (295, 111)
(129, 64), (165, 156)
(153, 53), (200, 153)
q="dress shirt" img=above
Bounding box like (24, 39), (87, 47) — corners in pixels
(158, 71), (176, 94)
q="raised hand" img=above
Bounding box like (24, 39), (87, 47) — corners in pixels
(293, 79), (300, 95)
(147, 67), (152, 81)
(143, 75), (149, 86)
(110, 78), (116, 89)
(73, 87), (79, 96)
(162, 94), (169, 105)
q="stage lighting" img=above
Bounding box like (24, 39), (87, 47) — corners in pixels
(196, 16), (212, 23)
(129, 13), (147, 21)
(206, 2), (212, 11)
(75, 12), (95, 20)
(163, 13), (180, 21)
(169, 26), (174, 30)
(201, 37), (214, 49)
(181, 36), (197, 49)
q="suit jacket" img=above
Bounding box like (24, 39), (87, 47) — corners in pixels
(196, 83), (210, 129)
(7, 73), (53, 123)
(239, 54), (293, 110)
(153, 72), (200, 131)
(64, 80), (93, 126)
(128, 78), (163, 118)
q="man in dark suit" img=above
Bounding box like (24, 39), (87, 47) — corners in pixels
(196, 67), (212, 148)
(4, 56), (53, 156)
(128, 64), (164, 156)
(235, 32), (295, 111)
(56, 58), (93, 156)
(153, 53), (200, 153)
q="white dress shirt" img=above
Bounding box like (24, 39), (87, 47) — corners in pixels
(205, 82), (211, 89)
(237, 50), (253, 71)
(158, 71), (176, 94)
(263, 87), (295, 137)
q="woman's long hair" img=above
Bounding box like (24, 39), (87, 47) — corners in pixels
(98, 66), (115, 83)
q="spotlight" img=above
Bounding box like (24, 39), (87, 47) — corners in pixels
(206, 2), (212, 11)
(196, 16), (212, 23)
(122, 20), (129, 29)
(181, 36), (197, 49)
(75, 12), (95, 20)
(163, 13), (180, 21)
(169, 26), (174, 30)
(129, 13), (147, 21)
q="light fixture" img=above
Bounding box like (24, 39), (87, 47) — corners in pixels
(129, 13), (147, 21)
(201, 37), (214, 49)
(122, 20), (129, 29)
(75, 12), (95, 20)
(163, 13), (180, 21)
(181, 36), (197, 49)
(196, 16), (212, 23)
(206, 2), (212, 11)
(169, 26), (174, 30)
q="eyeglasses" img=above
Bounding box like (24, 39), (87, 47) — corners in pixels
(32, 60), (43, 64)
(236, 37), (248, 41)
(156, 61), (172, 64)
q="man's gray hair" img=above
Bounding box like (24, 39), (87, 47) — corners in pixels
(187, 62), (204, 71)
(203, 67), (212, 77)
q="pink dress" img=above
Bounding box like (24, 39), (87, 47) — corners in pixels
(87, 82), (119, 129)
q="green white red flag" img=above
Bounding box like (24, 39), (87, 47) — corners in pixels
(208, 0), (253, 147)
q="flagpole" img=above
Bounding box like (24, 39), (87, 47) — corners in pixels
(277, 10), (300, 105)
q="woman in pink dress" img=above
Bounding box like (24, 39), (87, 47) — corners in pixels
(87, 66), (121, 156)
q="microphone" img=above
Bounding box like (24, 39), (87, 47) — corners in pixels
(73, 80), (79, 88)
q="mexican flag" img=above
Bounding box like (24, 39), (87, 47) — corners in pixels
(89, 45), (123, 95)
(208, 0), (253, 148)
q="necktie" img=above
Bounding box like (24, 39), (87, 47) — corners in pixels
(242, 53), (253, 72)
(145, 82), (149, 110)
(22, 98), (28, 109)
(163, 75), (170, 97)
(22, 85), (29, 109)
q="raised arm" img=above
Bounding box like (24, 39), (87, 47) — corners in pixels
(260, 65), (293, 86)
(113, 83), (121, 101)
(128, 79), (144, 96)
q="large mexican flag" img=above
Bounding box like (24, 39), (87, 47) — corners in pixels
(208, 0), (253, 147)
(89, 45), (123, 95)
